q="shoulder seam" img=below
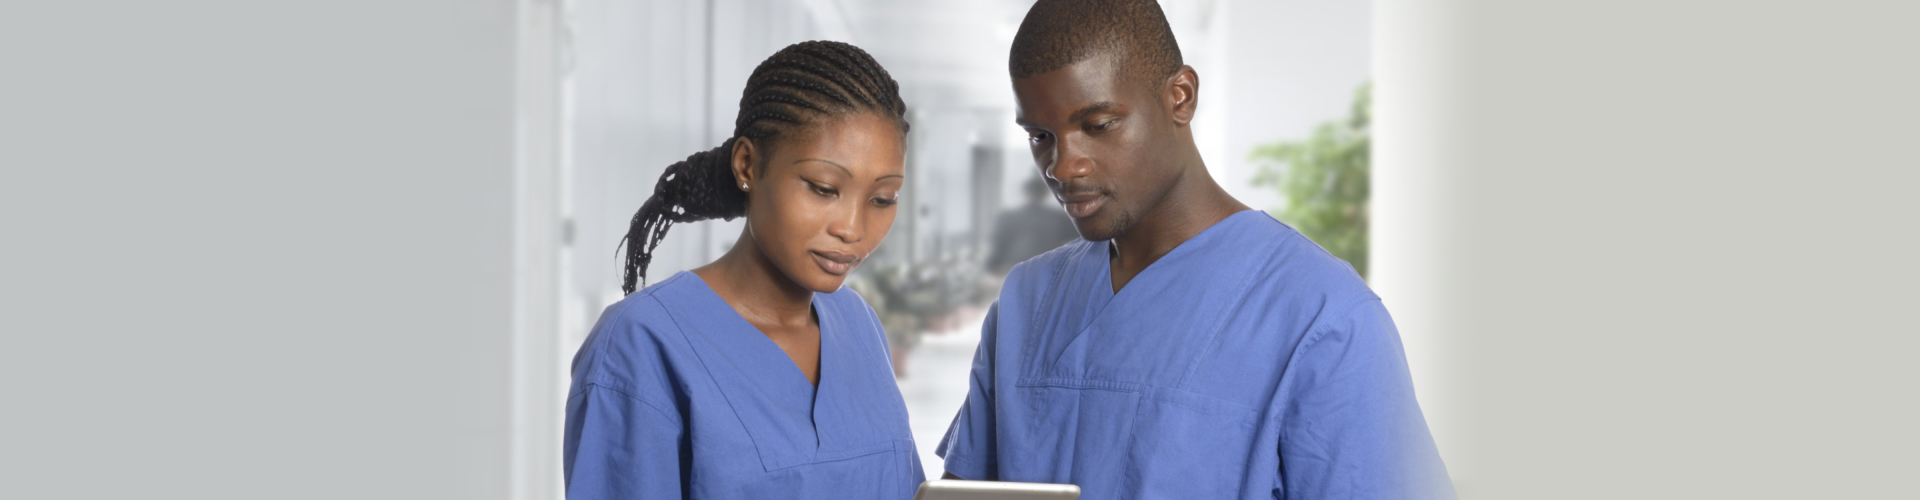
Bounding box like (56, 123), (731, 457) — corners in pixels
(1300, 296), (1384, 349)
(1265, 296), (1386, 428)
(576, 381), (682, 425)
(577, 293), (646, 384)
(574, 292), (683, 423)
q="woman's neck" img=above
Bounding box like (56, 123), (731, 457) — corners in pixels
(694, 230), (816, 329)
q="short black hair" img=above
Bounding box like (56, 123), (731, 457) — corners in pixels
(619, 40), (908, 294)
(1009, 0), (1184, 87)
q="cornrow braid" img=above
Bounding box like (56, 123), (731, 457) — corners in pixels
(620, 40), (910, 295)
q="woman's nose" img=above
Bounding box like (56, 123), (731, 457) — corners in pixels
(826, 205), (864, 243)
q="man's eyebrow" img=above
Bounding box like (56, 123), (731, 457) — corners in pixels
(1067, 102), (1120, 124)
(793, 158), (852, 177)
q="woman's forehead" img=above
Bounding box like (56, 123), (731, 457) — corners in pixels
(774, 114), (905, 177)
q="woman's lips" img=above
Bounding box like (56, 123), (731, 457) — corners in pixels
(810, 250), (860, 276)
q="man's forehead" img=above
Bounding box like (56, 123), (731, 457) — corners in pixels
(1013, 55), (1136, 123)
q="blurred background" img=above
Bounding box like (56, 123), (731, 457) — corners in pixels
(2, 1), (1915, 499)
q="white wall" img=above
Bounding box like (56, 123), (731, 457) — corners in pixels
(1, 1), (523, 498)
(1219, 0), (1373, 213)
(1373, 0), (1920, 498)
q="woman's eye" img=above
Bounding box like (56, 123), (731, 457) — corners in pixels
(809, 183), (838, 197)
(872, 196), (898, 207)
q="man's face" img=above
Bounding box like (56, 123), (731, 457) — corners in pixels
(1013, 53), (1180, 242)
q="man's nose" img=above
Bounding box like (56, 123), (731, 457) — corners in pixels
(1045, 135), (1094, 184)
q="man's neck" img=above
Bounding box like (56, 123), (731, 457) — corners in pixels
(1108, 166), (1249, 292)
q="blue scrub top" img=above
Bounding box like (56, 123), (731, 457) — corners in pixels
(564, 271), (925, 499)
(937, 211), (1454, 500)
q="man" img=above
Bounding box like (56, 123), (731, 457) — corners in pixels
(936, 1), (1455, 499)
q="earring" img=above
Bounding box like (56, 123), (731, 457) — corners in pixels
(741, 183), (750, 191)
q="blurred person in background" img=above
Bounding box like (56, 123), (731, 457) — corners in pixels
(935, 1), (1454, 499)
(986, 176), (1081, 275)
(563, 41), (925, 499)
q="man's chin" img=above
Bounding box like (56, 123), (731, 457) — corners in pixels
(1071, 212), (1130, 242)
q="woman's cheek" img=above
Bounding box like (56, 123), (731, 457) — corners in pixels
(791, 199), (832, 240)
(870, 207), (896, 242)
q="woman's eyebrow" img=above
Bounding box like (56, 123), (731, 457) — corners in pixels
(793, 158), (852, 177)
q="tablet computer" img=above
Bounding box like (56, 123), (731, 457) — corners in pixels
(912, 479), (1080, 500)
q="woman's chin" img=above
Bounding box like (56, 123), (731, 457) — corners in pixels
(783, 268), (849, 294)
(812, 274), (852, 293)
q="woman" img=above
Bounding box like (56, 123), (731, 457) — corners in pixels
(563, 41), (920, 499)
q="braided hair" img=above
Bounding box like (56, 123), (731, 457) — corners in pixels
(621, 40), (909, 295)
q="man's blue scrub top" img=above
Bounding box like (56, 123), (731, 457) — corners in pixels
(564, 271), (925, 499)
(938, 211), (1454, 500)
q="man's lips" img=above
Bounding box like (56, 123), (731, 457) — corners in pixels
(1057, 191), (1105, 219)
(810, 250), (861, 276)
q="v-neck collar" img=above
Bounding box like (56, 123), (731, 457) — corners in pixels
(658, 271), (844, 470)
(686, 272), (823, 400)
(1071, 211), (1254, 327)
(1102, 210), (1264, 297)
(1027, 210), (1282, 386)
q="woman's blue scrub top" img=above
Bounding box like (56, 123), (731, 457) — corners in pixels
(938, 211), (1454, 500)
(564, 271), (925, 499)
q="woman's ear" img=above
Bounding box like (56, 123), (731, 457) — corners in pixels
(730, 138), (758, 192)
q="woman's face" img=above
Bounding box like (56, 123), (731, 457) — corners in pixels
(733, 112), (906, 293)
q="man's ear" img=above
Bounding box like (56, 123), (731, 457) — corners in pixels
(1164, 65), (1199, 126)
(730, 137), (758, 190)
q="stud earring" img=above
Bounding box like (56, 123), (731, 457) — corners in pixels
(741, 183), (749, 191)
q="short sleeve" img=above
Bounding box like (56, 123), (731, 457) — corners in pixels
(1276, 299), (1455, 500)
(935, 302), (1001, 480)
(563, 384), (687, 499)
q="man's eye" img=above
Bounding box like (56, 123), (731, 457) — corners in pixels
(1028, 132), (1050, 144)
(1091, 120), (1116, 132)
